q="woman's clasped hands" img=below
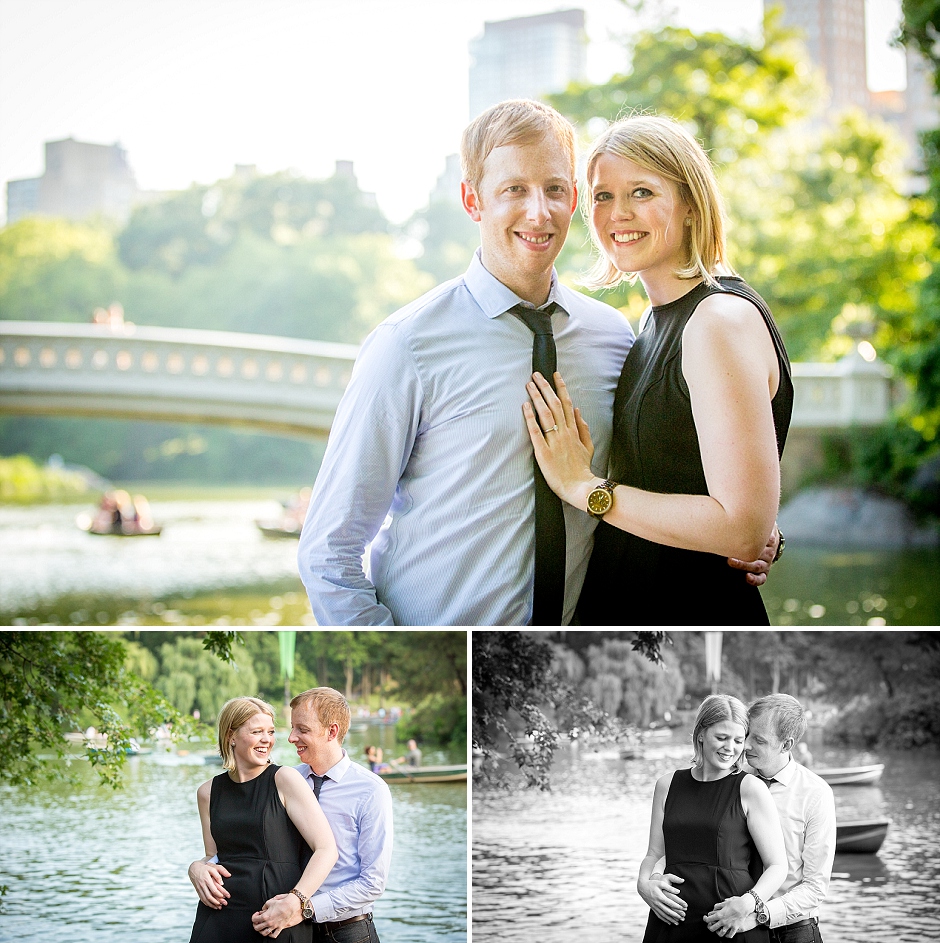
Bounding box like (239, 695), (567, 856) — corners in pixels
(523, 371), (598, 509)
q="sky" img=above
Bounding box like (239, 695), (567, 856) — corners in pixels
(0, 0), (907, 224)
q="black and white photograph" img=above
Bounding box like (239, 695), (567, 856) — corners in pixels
(472, 630), (940, 943)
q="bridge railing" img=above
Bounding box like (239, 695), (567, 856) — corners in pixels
(0, 321), (359, 437)
(790, 351), (898, 429)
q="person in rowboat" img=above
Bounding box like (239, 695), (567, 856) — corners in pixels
(703, 694), (836, 943)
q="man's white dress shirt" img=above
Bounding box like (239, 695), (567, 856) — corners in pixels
(296, 751), (393, 923)
(761, 759), (837, 929)
(298, 250), (634, 625)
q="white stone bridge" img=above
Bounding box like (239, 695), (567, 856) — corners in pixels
(0, 321), (898, 438)
(0, 321), (359, 438)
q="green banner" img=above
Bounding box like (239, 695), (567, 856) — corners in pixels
(278, 630), (296, 680)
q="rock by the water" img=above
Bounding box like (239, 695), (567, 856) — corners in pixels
(778, 487), (939, 549)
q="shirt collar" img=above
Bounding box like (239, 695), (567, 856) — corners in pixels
(770, 756), (796, 786)
(463, 248), (567, 319)
(298, 749), (351, 783)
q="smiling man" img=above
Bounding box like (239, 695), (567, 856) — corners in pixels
(705, 693), (836, 943)
(188, 687), (393, 942)
(298, 99), (634, 626)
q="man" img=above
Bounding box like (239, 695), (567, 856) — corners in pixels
(705, 693), (836, 942)
(394, 739), (422, 768)
(188, 687), (393, 942)
(298, 99), (773, 626)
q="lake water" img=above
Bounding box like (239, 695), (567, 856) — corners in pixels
(1, 501), (939, 625)
(472, 731), (940, 943)
(0, 725), (467, 942)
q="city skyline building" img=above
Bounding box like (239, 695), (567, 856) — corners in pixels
(777, 0), (870, 113)
(468, 8), (587, 119)
(6, 137), (139, 225)
(776, 0), (939, 178)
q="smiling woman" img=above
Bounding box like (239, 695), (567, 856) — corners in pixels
(523, 114), (792, 626)
(188, 696), (337, 943)
(636, 694), (787, 943)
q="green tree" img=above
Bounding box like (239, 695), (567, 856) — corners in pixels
(552, 8), (817, 163)
(899, 0), (940, 462)
(726, 110), (932, 361)
(0, 218), (124, 323)
(0, 631), (190, 788)
(155, 636), (259, 722)
(405, 198), (480, 286)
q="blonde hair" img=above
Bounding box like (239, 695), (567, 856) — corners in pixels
(290, 687), (351, 742)
(217, 696), (277, 771)
(691, 694), (749, 772)
(583, 114), (734, 290)
(461, 99), (577, 190)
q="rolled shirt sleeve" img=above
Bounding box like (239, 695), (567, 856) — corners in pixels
(298, 322), (422, 626)
(309, 779), (394, 922)
(766, 783), (837, 928)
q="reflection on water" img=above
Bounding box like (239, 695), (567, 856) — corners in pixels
(764, 547), (940, 625)
(0, 500), (314, 624)
(472, 734), (940, 943)
(0, 728), (467, 943)
(3, 503), (939, 625)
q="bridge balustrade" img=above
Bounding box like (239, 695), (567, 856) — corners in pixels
(0, 321), (358, 437)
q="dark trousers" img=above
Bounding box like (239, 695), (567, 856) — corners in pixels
(769, 918), (823, 943)
(313, 914), (380, 943)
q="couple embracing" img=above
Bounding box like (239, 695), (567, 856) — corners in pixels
(299, 97), (791, 627)
(187, 687), (392, 943)
(639, 693), (836, 943)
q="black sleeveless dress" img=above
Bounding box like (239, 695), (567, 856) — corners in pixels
(642, 769), (768, 943)
(578, 277), (793, 626)
(189, 764), (313, 943)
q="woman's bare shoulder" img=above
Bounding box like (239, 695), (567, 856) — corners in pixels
(274, 764), (307, 790)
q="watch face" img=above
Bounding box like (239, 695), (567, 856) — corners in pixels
(587, 488), (612, 516)
(757, 911), (769, 925)
(302, 904), (315, 921)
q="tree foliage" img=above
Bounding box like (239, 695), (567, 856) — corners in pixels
(727, 110), (932, 361)
(0, 631), (191, 788)
(472, 631), (664, 789)
(552, 9), (818, 163)
(899, 0), (940, 452)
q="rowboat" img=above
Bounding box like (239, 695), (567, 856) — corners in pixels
(835, 818), (890, 854)
(86, 524), (163, 536)
(816, 763), (884, 786)
(256, 521), (302, 539)
(376, 764), (467, 783)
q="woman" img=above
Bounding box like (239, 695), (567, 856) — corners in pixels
(523, 114), (792, 624)
(638, 695), (786, 942)
(365, 745), (391, 774)
(189, 697), (338, 942)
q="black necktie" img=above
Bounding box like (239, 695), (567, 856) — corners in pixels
(512, 302), (566, 626)
(311, 773), (329, 799)
(758, 775), (777, 788)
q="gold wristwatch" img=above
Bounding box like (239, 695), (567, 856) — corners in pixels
(586, 479), (617, 518)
